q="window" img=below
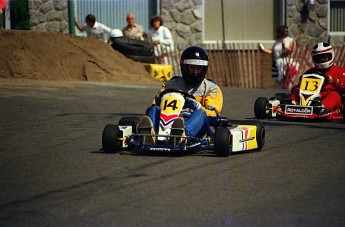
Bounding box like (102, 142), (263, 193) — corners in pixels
(329, 0), (345, 33)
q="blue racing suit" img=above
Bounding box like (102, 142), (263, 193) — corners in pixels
(146, 76), (223, 137)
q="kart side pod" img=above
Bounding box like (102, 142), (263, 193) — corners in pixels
(230, 124), (264, 152)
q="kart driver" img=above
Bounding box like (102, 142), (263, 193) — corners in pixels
(291, 42), (345, 110)
(138, 46), (223, 144)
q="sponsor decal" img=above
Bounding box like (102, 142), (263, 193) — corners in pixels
(240, 137), (255, 143)
(285, 105), (313, 115)
(149, 147), (171, 151)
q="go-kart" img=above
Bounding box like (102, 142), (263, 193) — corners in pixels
(102, 89), (265, 157)
(254, 72), (344, 121)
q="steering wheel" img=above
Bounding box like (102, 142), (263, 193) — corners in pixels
(159, 88), (196, 100)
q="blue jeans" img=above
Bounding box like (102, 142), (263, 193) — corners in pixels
(146, 105), (210, 137)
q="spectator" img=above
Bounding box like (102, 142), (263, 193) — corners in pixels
(122, 13), (144, 41)
(74, 14), (112, 42)
(0, 0), (6, 29)
(147, 15), (174, 65)
(259, 25), (295, 89)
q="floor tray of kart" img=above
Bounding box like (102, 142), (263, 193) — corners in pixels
(102, 89), (265, 157)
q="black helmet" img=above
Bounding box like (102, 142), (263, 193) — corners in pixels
(180, 46), (209, 85)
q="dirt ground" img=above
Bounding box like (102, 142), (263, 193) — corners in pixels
(0, 30), (161, 86)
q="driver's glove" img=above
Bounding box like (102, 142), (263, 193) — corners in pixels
(326, 75), (340, 86)
(184, 97), (201, 110)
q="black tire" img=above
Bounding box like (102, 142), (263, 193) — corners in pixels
(214, 127), (231, 157)
(254, 97), (269, 119)
(124, 54), (155, 64)
(118, 116), (140, 133)
(274, 93), (291, 101)
(238, 120), (265, 151)
(111, 37), (154, 56)
(102, 124), (121, 153)
(271, 93), (292, 104)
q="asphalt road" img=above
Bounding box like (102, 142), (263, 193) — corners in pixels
(0, 81), (344, 226)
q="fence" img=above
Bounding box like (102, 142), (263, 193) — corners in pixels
(164, 42), (345, 89)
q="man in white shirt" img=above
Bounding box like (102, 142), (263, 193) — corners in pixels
(74, 14), (112, 42)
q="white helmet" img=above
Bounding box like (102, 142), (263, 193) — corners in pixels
(110, 29), (123, 38)
(311, 42), (334, 69)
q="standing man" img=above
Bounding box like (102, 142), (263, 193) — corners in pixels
(122, 13), (145, 40)
(74, 14), (112, 42)
(0, 0), (6, 29)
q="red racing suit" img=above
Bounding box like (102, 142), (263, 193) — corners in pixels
(0, 0), (6, 10)
(291, 65), (345, 109)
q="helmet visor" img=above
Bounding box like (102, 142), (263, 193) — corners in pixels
(183, 59), (208, 66)
(312, 53), (332, 63)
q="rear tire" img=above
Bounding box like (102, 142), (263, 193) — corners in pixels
(102, 124), (121, 153)
(214, 127), (231, 157)
(272, 93), (291, 104)
(118, 117), (140, 133)
(254, 97), (269, 119)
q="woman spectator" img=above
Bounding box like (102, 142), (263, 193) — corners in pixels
(147, 15), (174, 65)
(259, 25), (295, 89)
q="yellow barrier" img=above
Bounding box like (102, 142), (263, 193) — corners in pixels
(144, 64), (173, 82)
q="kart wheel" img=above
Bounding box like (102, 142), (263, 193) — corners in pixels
(214, 127), (231, 157)
(272, 93), (292, 104)
(254, 97), (269, 119)
(238, 120), (265, 151)
(118, 116), (140, 133)
(274, 93), (290, 101)
(102, 124), (121, 153)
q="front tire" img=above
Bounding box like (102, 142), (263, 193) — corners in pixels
(214, 127), (231, 157)
(254, 97), (269, 119)
(102, 124), (121, 153)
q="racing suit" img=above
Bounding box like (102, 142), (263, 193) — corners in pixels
(291, 65), (345, 109)
(146, 76), (223, 137)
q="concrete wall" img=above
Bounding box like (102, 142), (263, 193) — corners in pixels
(287, 0), (344, 47)
(29, 0), (69, 33)
(160, 0), (203, 47)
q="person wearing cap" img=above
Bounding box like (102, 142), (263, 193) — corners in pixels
(74, 14), (112, 42)
(122, 13), (145, 41)
(291, 42), (345, 110)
